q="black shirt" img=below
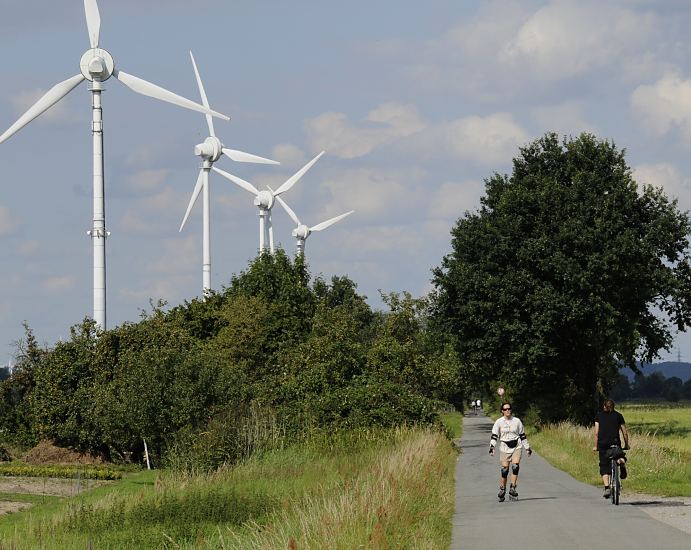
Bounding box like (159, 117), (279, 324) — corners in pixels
(595, 410), (625, 449)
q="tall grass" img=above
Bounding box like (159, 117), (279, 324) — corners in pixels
(531, 421), (691, 496)
(0, 423), (458, 549)
(221, 426), (456, 549)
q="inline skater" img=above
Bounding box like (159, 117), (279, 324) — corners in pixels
(489, 403), (532, 501)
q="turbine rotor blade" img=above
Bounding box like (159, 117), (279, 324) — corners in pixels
(274, 150), (325, 196)
(189, 51), (215, 138)
(311, 210), (355, 232)
(222, 148), (279, 165)
(113, 69), (230, 120)
(84, 0), (101, 48)
(179, 169), (205, 232)
(0, 74), (85, 145)
(274, 195), (301, 226)
(212, 167), (260, 196)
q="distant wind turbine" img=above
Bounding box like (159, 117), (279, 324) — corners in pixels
(0, 0), (228, 330)
(212, 152), (325, 253)
(179, 52), (278, 295)
(275, 195), (354, 256)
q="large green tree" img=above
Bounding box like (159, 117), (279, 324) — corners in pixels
(432, 133), (691, 422)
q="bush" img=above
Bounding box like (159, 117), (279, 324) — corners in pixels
(161, 403), (286, 473)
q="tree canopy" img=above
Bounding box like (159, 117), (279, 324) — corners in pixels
(432, 133), (691, 422)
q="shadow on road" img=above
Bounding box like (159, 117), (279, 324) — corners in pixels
(513, 497), (558, 502)
(626, 500), (687, 507)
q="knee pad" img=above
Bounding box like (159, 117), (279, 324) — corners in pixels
(500, 466), (509, 479)
(512, 464), (520, 475)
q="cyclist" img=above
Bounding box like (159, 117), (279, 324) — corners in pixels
(489, 403), (532, 501)
(593, 398), (630, 499)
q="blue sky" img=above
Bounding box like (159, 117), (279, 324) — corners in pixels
(1, 0), (691, 364)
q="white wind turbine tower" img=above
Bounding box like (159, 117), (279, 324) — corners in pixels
(0, 0), (228, 331)
(212, 151), (325, 253)
(179, 52), (279, 295)
(275, 195), (354, 256)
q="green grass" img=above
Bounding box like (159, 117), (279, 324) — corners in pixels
(0, 425), (458, 549)
(531, 403), (691, 496)
(619, 402), (691, 454)
(439, 411), (463, 439)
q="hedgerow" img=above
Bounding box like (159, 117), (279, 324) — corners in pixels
(0, 251), (464, 470)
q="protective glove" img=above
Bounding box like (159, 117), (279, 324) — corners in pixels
(489, 447), (494, 455)
(527, 448), (533, 456)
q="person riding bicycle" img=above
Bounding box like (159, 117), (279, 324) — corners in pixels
(593, 398), (630, 499)
(489, 403), (532, 501)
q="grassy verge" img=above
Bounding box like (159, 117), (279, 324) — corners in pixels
(0, 424), (458, 549)
(531, 421), (691, 496)
(438, 411), (463, 439)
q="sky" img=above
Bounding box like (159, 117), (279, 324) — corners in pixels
(1, 0), (691, 364)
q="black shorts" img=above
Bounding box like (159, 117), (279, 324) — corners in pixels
(598, 448), (626, 476)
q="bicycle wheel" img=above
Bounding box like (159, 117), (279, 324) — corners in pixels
(611, 460), (620, 505)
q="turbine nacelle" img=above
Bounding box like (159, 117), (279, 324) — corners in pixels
(292, 225), (310, 240)
(80, 48), (115, 82)
(254, 190), (274, 210)
(194, 136), (223, 162)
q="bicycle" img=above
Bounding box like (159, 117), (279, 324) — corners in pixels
(607, 445), (627, 505)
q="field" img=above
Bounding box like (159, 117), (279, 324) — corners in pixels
(0, 422), (459, 549)
(530, 402), (691, 496)
(619, 402), (691, 454)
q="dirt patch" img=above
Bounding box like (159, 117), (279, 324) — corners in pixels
(626, 492), (691, 536)
(0, 501), (32, 516)
(24, 440), (104, 466)
(0, 476), (110, 497)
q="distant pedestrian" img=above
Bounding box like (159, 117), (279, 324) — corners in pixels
(489, 403), (532, 501)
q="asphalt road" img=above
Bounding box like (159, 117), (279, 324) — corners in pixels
(450, 413), (690, 549)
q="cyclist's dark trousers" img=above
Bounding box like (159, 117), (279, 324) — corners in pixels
(598, 450), (612, 475)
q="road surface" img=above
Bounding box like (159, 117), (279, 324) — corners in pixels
(451, 412), (690, 549)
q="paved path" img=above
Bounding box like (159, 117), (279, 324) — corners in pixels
(450, 413), (690, 549)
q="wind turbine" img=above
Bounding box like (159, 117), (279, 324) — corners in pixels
(212, 151), (325, 253)
(275, 195), (354, 256)
(179, 52), (279, 295)
(0, 0), (228, 331)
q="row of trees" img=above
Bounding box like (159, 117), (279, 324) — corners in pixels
(612, 371), (691, 402)
(0, 253), (464, 467)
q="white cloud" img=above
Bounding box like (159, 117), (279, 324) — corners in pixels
(305, 105), (528, 166)
(304, 103), (424, 159)
(18, 240), (40, 255)
(318, 167), (426, 221)
(428, 181), (485, 220)
(271, 144), (306, 167)
(531, 101), (598, 136)
(412, 113), (529, 166)
(119, 237), (197, 302)
(119, 187), (185, 234)
(11, 88), (75, 124)
(0, 205), (19, 236)
(401, 0), (668, 100)
(125, 169), (170, 195)
(500, 2), (656, 80)
(632, 163), (691, 209)
(145, 236), (198, 274)
(41, 276), (76, 293)
(631, 72), (691, 145)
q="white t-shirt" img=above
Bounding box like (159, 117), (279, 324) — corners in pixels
(490, 416), (530, 452)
